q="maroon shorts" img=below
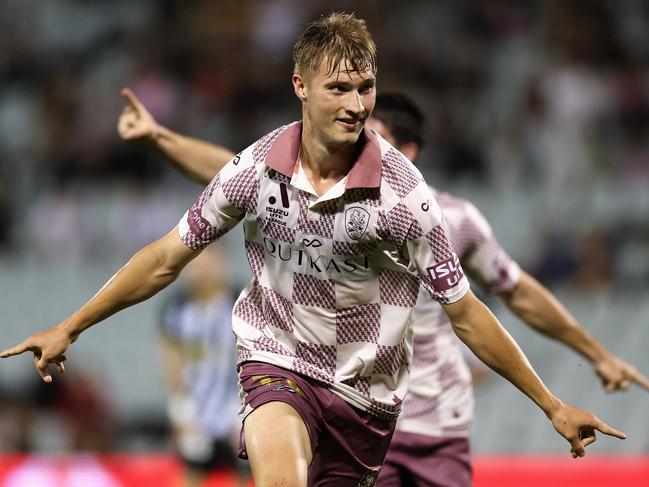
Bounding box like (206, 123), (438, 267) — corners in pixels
(377, 430), (472, 487)
(238, 361), (396, 486)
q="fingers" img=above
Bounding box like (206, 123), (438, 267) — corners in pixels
(569, 437), (585, 458)
(0, 340), (31, 358)
(627, 368), (649, 392)
(34, 355), (52, 383)
(121, 87), (143, 113)
(54, 354), (67, 374)
(569, 425), (599, 458)
(582, 435), (596, 448)
(593, 418), (626, 440)
(604, 379), (629, 393)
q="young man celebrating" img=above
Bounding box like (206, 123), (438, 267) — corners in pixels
(119, 85), (648, 486)
(2, 13), (625, 487)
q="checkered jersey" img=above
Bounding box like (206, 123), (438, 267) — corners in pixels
(396, 188), (520, 437)
(177, 122), (469, 420)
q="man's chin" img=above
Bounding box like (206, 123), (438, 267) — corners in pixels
(331, 131), (361, 149)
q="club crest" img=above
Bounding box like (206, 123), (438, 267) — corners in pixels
(345, 207), (370, 240)
(358, 469), (379, 487)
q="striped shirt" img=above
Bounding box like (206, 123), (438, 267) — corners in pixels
(160, 292), (240, 439)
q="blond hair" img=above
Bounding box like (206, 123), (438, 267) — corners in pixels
(293, 12), (377, 77)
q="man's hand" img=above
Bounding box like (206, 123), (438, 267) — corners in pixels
(1, 326), (74, 383)
(117, 88), (159, 143)
(593, 355), (649, 393)
(550, 403), (626, 458)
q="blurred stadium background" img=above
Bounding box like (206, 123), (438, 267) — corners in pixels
(0, 0), (647, 485)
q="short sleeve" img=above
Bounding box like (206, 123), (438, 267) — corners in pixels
(178, 150), (260, 250)
(460, 203), (520, 294)
(382, 170), (470, 305)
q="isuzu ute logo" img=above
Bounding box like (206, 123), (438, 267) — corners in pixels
(426, 254), (464, 291)
(345, 207), (370, 240)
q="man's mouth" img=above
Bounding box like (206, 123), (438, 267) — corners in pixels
(337, 118), (364, 130)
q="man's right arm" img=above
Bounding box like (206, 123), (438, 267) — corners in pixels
(117, 88), (234, 185)
(1, 228), (199, 382)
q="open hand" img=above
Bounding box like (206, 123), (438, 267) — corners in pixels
(1, 326), (74, 383)
(117, 87), (159, 142)
(550, 403), (625, 458)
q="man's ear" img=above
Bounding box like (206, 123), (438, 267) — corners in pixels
(399, 142), (420, 163)
(292, 73), (308, 102)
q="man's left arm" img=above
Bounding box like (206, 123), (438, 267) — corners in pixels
(441, 290), (624, 457)
(500, 270), (649, 392)
(458, 201), (649, 393)
(396, 179), (624, 456)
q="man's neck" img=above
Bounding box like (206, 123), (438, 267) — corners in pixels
(301, 121), (358, 196)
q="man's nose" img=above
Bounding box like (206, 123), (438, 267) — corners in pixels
(345, 91), (365, 117)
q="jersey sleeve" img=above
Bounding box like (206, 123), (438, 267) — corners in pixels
(460, 203), (521, 294)
(178, 149), (260, 250)
(383, 176), (470, 305)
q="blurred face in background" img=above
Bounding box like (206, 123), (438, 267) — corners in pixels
(294, 58), (376, 151)
(365, 116), (420, 163)
(365, 117), (395, 146)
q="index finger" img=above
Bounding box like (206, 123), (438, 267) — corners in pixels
(121, 88), (143, 112)
(0, 341), (31, 358)
(628, 369), (649, 392)
(594, 419), (626, 440)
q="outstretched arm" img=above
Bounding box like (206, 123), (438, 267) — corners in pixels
(500, 270), (649, 392)
(1, 228), (198, 382)
(443, 291), (626, 457)
(117, 88), (234, 185)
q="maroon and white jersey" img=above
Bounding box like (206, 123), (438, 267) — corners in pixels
(396, 189), (521, 437)
(177, 122), (469, 420)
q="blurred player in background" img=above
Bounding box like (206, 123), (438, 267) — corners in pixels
(159, 244), (248, 486)
(1, 13), (627, 486)
(368, 94), (649, 487)
(117, 86), (648, 487)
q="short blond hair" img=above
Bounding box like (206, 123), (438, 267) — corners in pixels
(293, 12), (377, 77)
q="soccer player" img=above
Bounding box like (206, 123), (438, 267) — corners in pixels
(118, 86), (649, 486)
(368, 94), (649, 486)
(2, 13), (626, 486)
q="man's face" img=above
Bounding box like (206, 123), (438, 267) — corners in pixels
(294, 58), (376, 149)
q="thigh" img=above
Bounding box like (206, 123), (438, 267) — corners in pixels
(244, 401), (312, 487)
(309, 394), (396, 486)
(375, 460), (404, 487)
(380, 431), (472, 487)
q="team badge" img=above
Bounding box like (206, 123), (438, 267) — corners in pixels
(358, 469), (379, 487)
(345, 207), (370, 240)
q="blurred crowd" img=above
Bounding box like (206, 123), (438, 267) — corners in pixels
(0, 0), (648, 463)
(0, 0), (647, 283)
(1, 0), (648, 292)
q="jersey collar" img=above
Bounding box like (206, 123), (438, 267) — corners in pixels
(265, 121), (382, 189)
